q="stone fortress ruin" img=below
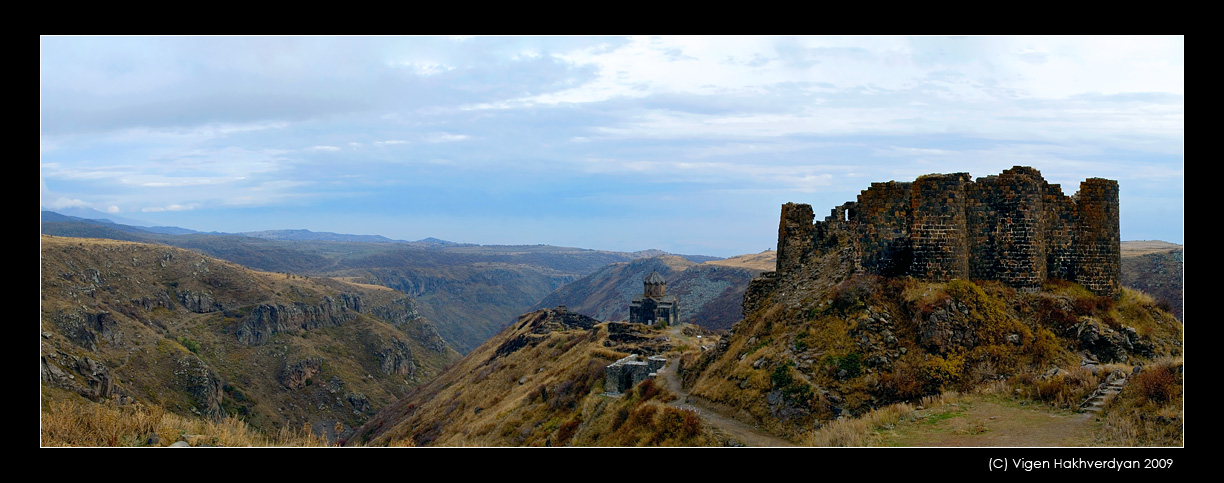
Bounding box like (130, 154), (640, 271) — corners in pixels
(774, 166), (1121, 296)
(604, 354), (668, 395)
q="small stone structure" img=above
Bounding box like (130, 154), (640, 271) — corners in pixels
(604, 354), (667, 394)
(773, 166), (1121, 296)
(629, 271), (678, 326)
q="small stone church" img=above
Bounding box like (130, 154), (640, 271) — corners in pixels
(628, 271), (678, 326)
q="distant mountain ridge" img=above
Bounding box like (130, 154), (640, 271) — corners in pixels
(40, 211), (722, 352)
(240, 229), (400, 243)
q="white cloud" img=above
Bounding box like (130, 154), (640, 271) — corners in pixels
(47, 197), (89, 209)
(423, 132), (470, 143)
(142, 204), (196, 212)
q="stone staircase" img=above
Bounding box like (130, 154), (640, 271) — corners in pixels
(1079, 370), (1128, 414)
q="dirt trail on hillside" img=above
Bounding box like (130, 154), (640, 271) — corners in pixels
(658, 327), (795, 447)
(659, 358), (796, 447)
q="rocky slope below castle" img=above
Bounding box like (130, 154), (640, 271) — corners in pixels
(349, 307), (718, 446)
(40, 235), (461, 441)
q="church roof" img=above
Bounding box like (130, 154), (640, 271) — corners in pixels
(645, 271), (666, 284)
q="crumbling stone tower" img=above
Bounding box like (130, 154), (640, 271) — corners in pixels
(774, 166), (1121, 296)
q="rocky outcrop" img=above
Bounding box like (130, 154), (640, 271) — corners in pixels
(370, 297), (424, 326)
(280, 357), (325, 389)
(373, 297), (450, 354)
(1075, 318), (1154, 363)
(494, 308), (601, 358)
(40, 350), (116, 399)
(177, 290), (222, 313)
(175, 353), (224, 419)
(916, 299), (980, 355)
(377, 338), (417, 377)
(49, 310), (118, 352)
(235, 294), (362, 345)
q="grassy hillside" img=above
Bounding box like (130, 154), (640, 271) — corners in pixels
(350, 308), (719, 447)
(40, 235), (461, 445)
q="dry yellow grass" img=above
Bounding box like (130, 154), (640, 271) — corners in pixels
(41, 399), (328, 447)
(702, 250), (777, 271)
(1120, 240), (1183, 256)
(803, 392), (969, 446)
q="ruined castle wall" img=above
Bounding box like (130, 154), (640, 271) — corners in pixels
(909, 173), (971, 281)
(772, 167), (1119, 296)
(1043, 183), (1077, 281)
(1073, 178), (1121, 296)
(855, 181), (912, 277)
(966, 167), (1048, 289)
(776, 202), (815, 275)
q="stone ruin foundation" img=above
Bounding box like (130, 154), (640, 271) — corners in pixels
(604, 354), (667, 395)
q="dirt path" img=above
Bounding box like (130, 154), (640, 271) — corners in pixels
(659, 357), (796, 447)
(659, 325), (795, 446)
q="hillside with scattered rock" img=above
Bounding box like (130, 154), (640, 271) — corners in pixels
(350, 307), (720, 447)
(40, 235), (461, 443)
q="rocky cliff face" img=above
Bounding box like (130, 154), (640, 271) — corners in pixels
(235, 294), (362, 345)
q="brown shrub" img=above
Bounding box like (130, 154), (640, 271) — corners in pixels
(1132, 365), (1181, 405)
(554, 418), (581, 445)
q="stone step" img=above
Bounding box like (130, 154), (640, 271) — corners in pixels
(1077, 374), (1128, 413)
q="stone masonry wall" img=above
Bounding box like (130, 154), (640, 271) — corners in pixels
(776, 202), (816, 275)
(1073, 178), (1122, 296)
(784, 167), (1120, 296)
(855, 181), (912, 277)
(966, 167), (1048, 289)
(910, 173), (972, 282)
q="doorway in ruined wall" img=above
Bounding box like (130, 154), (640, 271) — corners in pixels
(620, 369), (635, 393)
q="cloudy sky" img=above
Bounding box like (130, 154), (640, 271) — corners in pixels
(40, 36), (1183, 257)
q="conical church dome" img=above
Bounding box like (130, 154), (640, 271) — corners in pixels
(644, 271), (666, 285)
